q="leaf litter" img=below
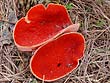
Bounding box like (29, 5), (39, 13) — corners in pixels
(0, 0), (110, 83)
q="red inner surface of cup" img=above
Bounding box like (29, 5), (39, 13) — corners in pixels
(14, 4), (72, 47)
(30, 33), (85, 81)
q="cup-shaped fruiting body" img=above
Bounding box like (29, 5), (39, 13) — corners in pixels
(30, 32), (85, 82)
(13, 3), (79, 51)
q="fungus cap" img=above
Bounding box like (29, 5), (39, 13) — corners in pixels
(13, 3), (79, 51)
(30, 32), (85, 82)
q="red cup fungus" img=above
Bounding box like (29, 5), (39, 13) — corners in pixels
(13, 3), (85, 82)
(30, 32), (85, 81)
(13, 3), (79, 51)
